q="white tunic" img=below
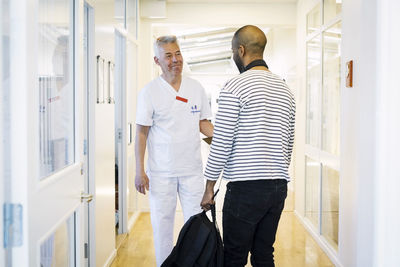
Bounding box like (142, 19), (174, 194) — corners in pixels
(136, 76), (212, 177)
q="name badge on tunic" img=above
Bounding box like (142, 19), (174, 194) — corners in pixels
(176, 96), (188, 103)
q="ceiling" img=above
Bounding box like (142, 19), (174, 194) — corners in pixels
(153, 0), (288, 70)
(176, 27), (236, 67)
(167, 0), (297, 3)
(174, 26), (270, 72)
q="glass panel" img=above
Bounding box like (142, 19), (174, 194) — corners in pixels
(127, 0), (138, 39)
(324, 0), (342, 24)
(307, 3), (321, 35)
(305, 156), (320, 230)
(38, 0), (75, 178)
(306, 36), (321, 147)
(321, 165), (339, 250)
(322, 23), (341, 155)
(40, 214), (75, 267)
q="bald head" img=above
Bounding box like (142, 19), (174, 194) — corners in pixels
(232, 25), (267, 57)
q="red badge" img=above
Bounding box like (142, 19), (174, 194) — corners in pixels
(176, 96), (188, 103)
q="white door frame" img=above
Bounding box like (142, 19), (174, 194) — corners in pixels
(0, 99), (4, 267)
(8, 0), (34, 265)
(0, 0), (5, 264)
(0, 3), (13, 258)
(114, 28), (128, 234)
(83, 0), (96, 266)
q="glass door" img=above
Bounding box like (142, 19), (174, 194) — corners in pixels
(36, 0), (85, 265)
(5, 0), (86, 265)
(39, 214), (76, 266)
(304, 0), (341, 252)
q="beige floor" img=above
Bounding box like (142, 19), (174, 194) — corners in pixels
(110, 211), (334, 267)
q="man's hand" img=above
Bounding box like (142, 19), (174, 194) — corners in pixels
(201, 180), (217, 211)
(200, 188), (215, 211)
(200, 119), (214, 137)
(135, 172), (149, 195)
(135, 125), (150, 195)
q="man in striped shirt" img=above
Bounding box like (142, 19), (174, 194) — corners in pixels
(201, 25), (296, 267)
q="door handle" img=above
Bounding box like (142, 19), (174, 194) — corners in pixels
(81, 192), (93, 203)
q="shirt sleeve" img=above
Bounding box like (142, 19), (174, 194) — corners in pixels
(135, 87), (153, 126)
(199, 85), (212, 120)
(286, 101), (296, 167)
(204, 89), (240, 181)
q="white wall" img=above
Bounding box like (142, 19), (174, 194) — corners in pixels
(266, 27), (297, 79)
(374, 1), (400, 266)
(341, 0), (378, 266)
(126, 40), (139, 219)
(340, 1), (400, 266)
(94, 104), (116, 267)
(94, 1), (117, 266)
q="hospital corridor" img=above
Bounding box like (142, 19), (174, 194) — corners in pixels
(1, 0), (400, 267)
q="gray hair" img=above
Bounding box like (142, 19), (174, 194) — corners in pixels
(153, 35), (179, 58)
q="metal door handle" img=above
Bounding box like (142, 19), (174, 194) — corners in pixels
(81, 192), (93, 203)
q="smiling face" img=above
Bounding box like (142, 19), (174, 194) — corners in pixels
(154, 42), (183, 77)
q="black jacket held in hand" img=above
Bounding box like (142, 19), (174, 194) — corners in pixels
(161, 205), (223, 267)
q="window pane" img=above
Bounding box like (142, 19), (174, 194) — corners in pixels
(38, 0), (75, 178)
(306, 36), (321, 147)
(127, 0), (138, 39)
(324, 0), (342, 24)
(321, 165), (339, 250)
(40, 214), (75, 267)
(322, 23), (341, 155)
(305, 156), (320, 230)
(307, 3), (321, 35)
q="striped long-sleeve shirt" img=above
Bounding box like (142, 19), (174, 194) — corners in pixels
(204, 70), (296, 182)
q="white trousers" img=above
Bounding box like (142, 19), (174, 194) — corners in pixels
(148, 174), (204, 267)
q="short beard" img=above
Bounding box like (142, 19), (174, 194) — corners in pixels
(233, 53), (245, 73)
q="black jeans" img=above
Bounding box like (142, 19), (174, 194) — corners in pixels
(222, 179), (287, 267)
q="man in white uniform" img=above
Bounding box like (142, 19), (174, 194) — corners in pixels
(135, 35), (214, 266)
